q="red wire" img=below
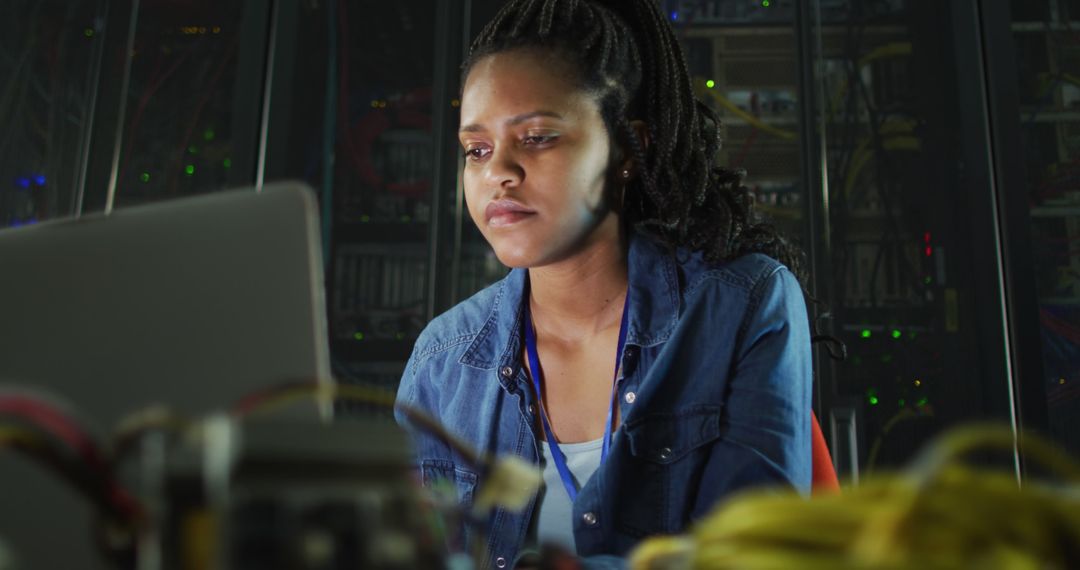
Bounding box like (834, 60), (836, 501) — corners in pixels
(731, 92), (761, 170)
(1041, 314), (1080, 341)
(0, 395), (144, 521)
(1040, 310), (1080, 346)
(732, 127), (759, 170)
(338, 0), (367, 175)
(0, 396), (103, 468)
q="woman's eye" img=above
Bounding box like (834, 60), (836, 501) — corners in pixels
(523, 134), (556, 145)
(463, 147), (490, 160)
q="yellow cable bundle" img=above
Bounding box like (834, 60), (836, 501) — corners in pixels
(629, 426), (1080, 570)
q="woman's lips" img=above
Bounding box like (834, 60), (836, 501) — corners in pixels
(485, 199), (536, 227)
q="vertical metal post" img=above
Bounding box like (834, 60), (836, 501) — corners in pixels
(977, 0), (1052, 479)
(318, 0), (336, 266)
(795, 0), (841, 466)
(255, 0), (281, 193)
(450, 0), (474, 305)
(427, 0), (466, 321)
(73, 0), (110, 218)
(103, 0), (140, 214)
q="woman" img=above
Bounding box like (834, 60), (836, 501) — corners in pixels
(395, 0), (812, 567)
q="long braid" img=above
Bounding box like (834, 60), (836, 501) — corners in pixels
(463, 0), (806, 282)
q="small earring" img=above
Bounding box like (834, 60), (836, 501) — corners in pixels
(621, 169), (631, 180)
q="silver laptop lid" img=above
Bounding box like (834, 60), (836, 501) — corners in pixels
(0, 181), (332, 421)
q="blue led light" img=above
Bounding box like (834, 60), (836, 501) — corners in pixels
(671, 11), (678, 20)
(15, 177), (30, 189)
(33, 174), (46, 186)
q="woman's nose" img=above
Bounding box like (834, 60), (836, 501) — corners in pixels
(483, 146), (524, 189)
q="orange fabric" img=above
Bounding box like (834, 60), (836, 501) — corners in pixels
(811, 410), (840, 494)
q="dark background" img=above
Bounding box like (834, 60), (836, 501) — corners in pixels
(2, 0), (1078, 480)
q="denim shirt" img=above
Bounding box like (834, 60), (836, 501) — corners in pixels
(395, 231), (812, 569)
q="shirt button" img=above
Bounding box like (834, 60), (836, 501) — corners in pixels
(500, 366), (514, 378)
(528, 404), (536, 415)
(624, 391), (636, 404)
(583, 512), (598, 526)
(658, 447), (673, 461)
(495, 557), (507, 568)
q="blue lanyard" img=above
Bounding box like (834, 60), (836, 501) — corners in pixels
(523, 285), (630, 502)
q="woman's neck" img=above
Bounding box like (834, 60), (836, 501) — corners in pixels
(528, 222), (628, 341)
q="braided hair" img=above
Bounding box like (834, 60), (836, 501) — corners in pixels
(463, 0), (806, 281)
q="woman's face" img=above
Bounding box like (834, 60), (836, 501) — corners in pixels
(459, 49), (617, 269)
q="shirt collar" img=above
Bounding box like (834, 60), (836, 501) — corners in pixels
(459, 230), (681, 375)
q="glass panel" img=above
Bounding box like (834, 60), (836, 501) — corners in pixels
(0, 1), (106, 228)
(264, 1), (441, 399)
(1007, 0), (1080, 456)
(813, 1), (1016, 474)
(111, 0), (261, 208)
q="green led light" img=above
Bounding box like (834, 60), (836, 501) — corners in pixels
(188, 145), (198, 155)
(892, 329), (902, 339)
(898, 398), (906, 407)
(203, 128), (216, 141)
(869, 396), (879, 405)
(84, 28), (95, 38)
(140, 172), (150, 183)
(916, 397), (928, 407)
(706, 79), (716, 88)
(222, 158), (232, 169)
(924, 276), (933, 285)
(184, 164), (195, 176)
(861, 329), (872, 339)
(353, 332), (365, 341)
(762, 0), (771, 6)
(360, 215), (371, 223)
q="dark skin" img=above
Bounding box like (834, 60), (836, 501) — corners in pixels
(459, 49), (646, 443)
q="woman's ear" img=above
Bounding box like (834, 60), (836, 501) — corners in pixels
(619, 119), (650, 176)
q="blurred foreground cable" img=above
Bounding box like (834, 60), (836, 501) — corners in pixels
(629, 425), (1080, 570)
(0, 392), (144, 523)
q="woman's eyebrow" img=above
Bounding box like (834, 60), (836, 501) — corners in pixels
(459, 110), (565, 133)
(507, 110), (564, 125)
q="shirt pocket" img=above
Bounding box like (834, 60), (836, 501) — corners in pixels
(617, 405), (722, 535)
(420, 459), (479, 507)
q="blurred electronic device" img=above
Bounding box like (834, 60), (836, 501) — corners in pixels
(149, 416), (443, 570)
(0, 183), (333, 569)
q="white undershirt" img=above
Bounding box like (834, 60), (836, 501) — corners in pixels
(536, 437), (604, 552)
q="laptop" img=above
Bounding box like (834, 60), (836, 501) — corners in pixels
(0, 182), (333, 569)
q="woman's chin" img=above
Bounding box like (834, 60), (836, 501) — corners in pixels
(486, 236), (555, 269)
(490, 247), (537, 269)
